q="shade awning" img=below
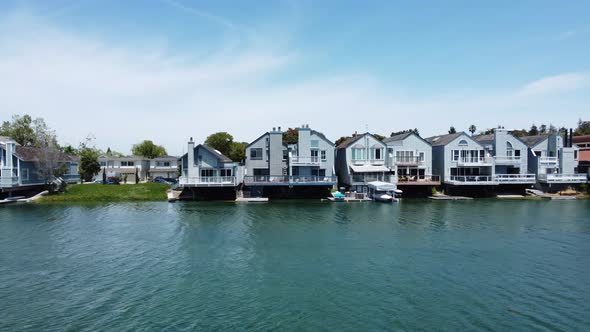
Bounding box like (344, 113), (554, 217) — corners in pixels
(367, 181), (397, 191)
(350, 165), (390, 173)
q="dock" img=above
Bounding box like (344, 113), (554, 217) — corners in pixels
(235, 197), (269, 202)
(429, 195), (473, 200)
(325, 197), (372, 202)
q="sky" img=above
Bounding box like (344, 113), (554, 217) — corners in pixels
(0, 0), (589, 155)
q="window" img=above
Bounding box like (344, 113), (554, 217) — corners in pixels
(22, 168), (29, 181)
(419, 152), (425, 162)
(352, 148), (365, 160)
(283, 150), (288, 161)
(250, 148), (263, 160)
(156, 161), (171, 167)
(515, 150), (521, 158)
(453, 150), (459, 161)
(574, 150), (578, 160)
(201, 169), (214, 177)
(311, 150), (319, 162)
(372, 148), (383, 160)
(100, 161), (106, 167)
(121, 161), (134, 167)
(311, 140), (319, 148)
(220, 169), (232, 177)
(506, 142), (513, 157)
(321, 150), (327, 161)
(458, 140), (468, 146)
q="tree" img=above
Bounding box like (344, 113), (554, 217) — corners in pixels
(228, 141), (247, 162)
(282, 128), (299, 144)
(335, 136), (352, 147)
(135, 167), (139, 184)
(528, 124), (539, 136)
(204, 132), (233, 157)
(62, 145), (78, 155)
(548, 124), (558, 134)
(390, 128), (419, 137)
(78, 137), (102, 182)
(539, 124), (547, 134)
(480, 128), (495, 135)
(132, 140), (167, 159)
(0, 114), (58, 148)
(511, 129), (528, 137)
(469, 125), (476, 136)
(373, 134), (386, 141)
(448, 126), (457, 134)
(574, 119), (590, 135)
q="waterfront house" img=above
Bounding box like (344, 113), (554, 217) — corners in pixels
(521, 131), (586, 188)
(573, 134), (590, 175)
(335, 132), (394, 193)
(1, 136), (80, 194)
(383, 132), (440, 194)
(244, 125), (336, 198)
(149, 156), (179, 179)
(98, 155), (150, 183)
(425, 132), (496, 195)
(474, 129), (536, 186)
(178, 139), (243, 200)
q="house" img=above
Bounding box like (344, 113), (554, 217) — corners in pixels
(474, 129), (536, 185)
(244, 125), (336, 198)
(573, 134), (590, 175)
(521, 131), (586, 187)
(178, 138), (243, 200)
(1, 136), (80, 194)
(149, 156), (179, 179)
(383, 132), (440, 191)
(425, 132), (496, 195)
(335, 132), (394, 193)
(98, 155), (150, 183)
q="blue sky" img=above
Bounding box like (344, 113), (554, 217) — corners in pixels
(0, 0), (589, 155)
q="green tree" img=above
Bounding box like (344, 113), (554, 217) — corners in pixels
(539, 124), (547, 134)
(0, 114), (58, 147)
(335, 136), (352, 147)
(78, 137), (102, 182)
(228, 141), (247, 162)
(204, 132), (233, 156)
(528, 124), (539, 136)
(390, 129), (419, 137)
(448, 126), (457, 134)
(132, 140), (167, 159)
(469, 125), (476, 136)
(282, 128), (299, 144)
(574, 119), (590, 135)
(373, 134), (386, 141)
(62, 145), (78, 155)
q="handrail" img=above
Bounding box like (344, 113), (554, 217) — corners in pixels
(449, 175), (494, 182)
(397, 175), (440, 182)
(179, 176), (236, 185)
(244, 175), (337, 184)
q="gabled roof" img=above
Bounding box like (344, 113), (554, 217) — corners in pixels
(246, 131), (270, 149)
(473, 134), (494, 145)
(198, 144), (233, 163)
(383, 132), (432, 146)
(336, 132), (384, 149)
(311, 129), (334, 146)
(519, 135), (548, 147)
(424, 132), (465, 146)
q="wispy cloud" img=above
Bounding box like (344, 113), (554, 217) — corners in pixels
(519, 73), (587, 95)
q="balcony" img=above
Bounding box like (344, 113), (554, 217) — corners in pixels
(397, 175), (440, 186)
(179, 176), (237, 187)
(539, 157), (558, 164)
(244, 175), (337, 186)
(456, 157), (493, 166)
(352, 174), (394, 184)
(538, 173), (587, 183)
(290, 156), (321, 166)
(494, 156), (522, 165)
(393, 156), (424, 166)
(446, 175), (496, 185)
(494, 174), (536, 184)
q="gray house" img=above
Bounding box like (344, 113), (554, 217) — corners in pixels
(244, 125), (336, 188)
(335, 132), (394, 193)
(98, 155), (150, 183)
(521, 133), (585, 185)
(1, 136), (80, 194)
(383, 132), (440, 187)
(474, 129), (535, 184)
(425, 132), (496, 187)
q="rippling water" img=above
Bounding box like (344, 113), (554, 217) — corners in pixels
(1, 200), (589, 331)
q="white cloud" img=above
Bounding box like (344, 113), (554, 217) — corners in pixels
(0, 12), (588, 155)
(520, 73), (587, 95)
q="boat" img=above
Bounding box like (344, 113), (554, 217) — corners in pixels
(367, 181), (402, 202)
(330, 191), (345, 202)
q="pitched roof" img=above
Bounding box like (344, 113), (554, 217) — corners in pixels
(336, 135), (364, 149)
(199, 144), (233, 163)
(311, 129), (334, 145)
(519, 135), (548, 147)
(14, 146), (76, 162)
(473, 134), (494, 145)
(424, 132), (465, 146)
(382, 132), (413, 143)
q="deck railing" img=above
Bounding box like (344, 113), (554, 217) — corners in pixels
(393, 156), (424, 165)
(290, 156), (321, 165)
(456, 157), (493, 165)
(538, 173), (587, 183)
(244, 175), (337, 185)
(494, 174), (536, 183)
(539, 157), (558, 164)
(179, 176), (237, 186)
(352, 174), (392, 183)
(494, 156), (522, 163)
(397, 175), (440, 183)
(448, 175), (495, 183)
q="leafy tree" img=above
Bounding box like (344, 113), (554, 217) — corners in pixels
(132, 140), (167, 159)
(62, 145), (78, 155)
(480, 128), (495, 135)
(548, 124), (558, 134)
(539, 124), (547, 134)
(78, 137), (102, 182)
(528, 124), (539, 136)
(228, 141), (247, 162)
(335, 136), (352, 147)
(511, 129), (528, 137)
(574, 119), (590, 135)
(390, 128), (419, 137)
(469, 125), (476, 136)
(448, 126), (457, 134)
(373, 134), (386, 141)
(282, 128), (299, 144)
(204, 132), (233, 157)
(0, 114), (58, 148)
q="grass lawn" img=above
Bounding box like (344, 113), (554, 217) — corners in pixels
(39, 183), (169, 202)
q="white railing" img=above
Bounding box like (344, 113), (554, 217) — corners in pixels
(539, 157), (558, 164)
(244, 175), (337, 184)
(290, 156), (321, 165)
(538, 174), (587, 183)
(394, 157), (424, 165)
(494, 156), (522, 163)
(494, 174), (536, 183)
(448, 175), (495, 183)
(456, 157), (493, 165)
(369, 159), (385, 165)
(179, 176), (236, 186)
(397, 175), (440, 183)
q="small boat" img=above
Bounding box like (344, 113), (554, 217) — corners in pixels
(330, 191), (345, 202)
(367, 181), (402, 203)
(166, 191), (177, 202)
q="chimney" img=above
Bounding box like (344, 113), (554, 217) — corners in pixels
(187, 137), (195, 177)
(272, 127), (276, 131)
(569, 128), (573, 147)
(278, 126), (281, 131)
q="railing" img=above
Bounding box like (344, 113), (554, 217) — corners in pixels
(456, 157), (493, 165)
(397, 175), (440, 183)
(393, 156), (424, 165)
(290, 156), (321, 165)
(244, 175), (337, 185)
(494, 174), (536, 183)
(448, 175), (495, 183)
(494, 156), (522, 163)
(538, 174), (588, 183)
(539, 157), (558, 164)
(179, 176), (237, 186)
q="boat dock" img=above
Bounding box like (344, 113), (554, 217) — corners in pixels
(429, 195), (473, 200)
(235, 197), (269, 202)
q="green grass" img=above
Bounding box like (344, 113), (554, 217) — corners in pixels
(39, 183), (169, 202)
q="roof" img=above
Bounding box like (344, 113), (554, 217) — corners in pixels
(311, 129), (334, 145)
(473, 134), (494, 145)
(424, 132), (465, 146)
(199, 144), (233, 163)
(573, 135), (590, 143)
(382, 132), (413, 143)
(0, 136), (17, 144)
(367, 181), (397, 191)
(519, 135), (548, 147)
(336, 133), (384, 149)
(13, 146), (77, 162)
(350, 165), (390, 173)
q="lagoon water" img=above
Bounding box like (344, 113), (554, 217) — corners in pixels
(1, 200), (589, 331)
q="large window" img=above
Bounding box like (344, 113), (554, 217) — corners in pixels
(352, 148), (365, 160)
(506, 142), (513, 157)
(372, 148), (383, 160)
(396, 151), (414, 162)
(100, 161), (106, 166)
(220, 169), (232, 177)
(311, 150), (319, 162)
(22, 168), (29, 181)
(121, 161), (134, 167)
(201, 169), (214, 177)
(156, 161), (170, 167)
(250, 148), (263, 160)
